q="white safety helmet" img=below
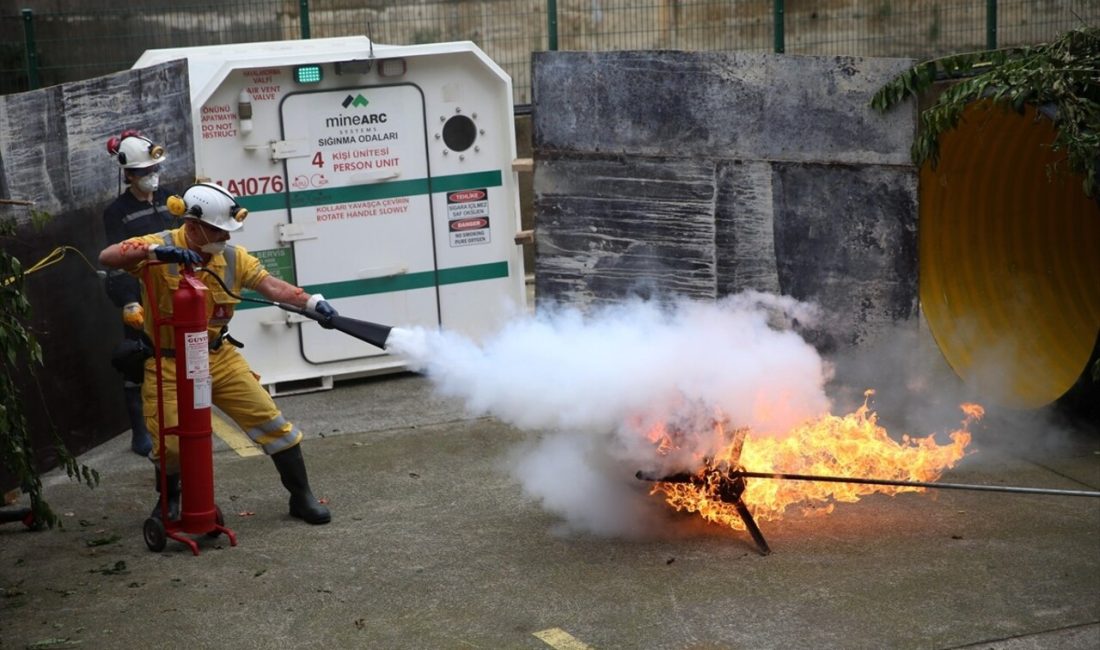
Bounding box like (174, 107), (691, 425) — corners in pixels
(166, 182), (248, 232)
(108, 132), (166, 170)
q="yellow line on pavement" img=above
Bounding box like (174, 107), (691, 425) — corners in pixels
(533, 628), (593, 650)
(211, 412), (263, 457)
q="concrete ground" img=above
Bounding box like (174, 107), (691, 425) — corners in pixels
(1, 372), (1098, 650)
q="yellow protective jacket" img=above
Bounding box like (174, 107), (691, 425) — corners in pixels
(127, 227), (269, 351)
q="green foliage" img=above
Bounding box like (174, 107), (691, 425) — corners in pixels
(1, 214), (98, 529)
(29, 208), (52, 230)
(871, 27), (1100, 197)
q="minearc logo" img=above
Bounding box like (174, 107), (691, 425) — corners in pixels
(341, 94), (369, 108)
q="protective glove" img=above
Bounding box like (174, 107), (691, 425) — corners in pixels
(122, 302), (144, 329)
(148, 244), (201, 266)
(306, 293), (338, 329)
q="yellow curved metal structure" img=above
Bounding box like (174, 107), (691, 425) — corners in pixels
(920, 101), (1100, 409)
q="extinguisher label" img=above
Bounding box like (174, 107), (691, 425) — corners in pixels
(184, 332), (210, 379)
(193, 375), (212, 410)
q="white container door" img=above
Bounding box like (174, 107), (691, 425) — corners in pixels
(280, 84), (439, 364)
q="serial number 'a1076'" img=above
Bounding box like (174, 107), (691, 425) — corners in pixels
(213, 176), (286, 196)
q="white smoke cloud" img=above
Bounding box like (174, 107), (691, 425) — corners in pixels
(386, 291), (833, 536)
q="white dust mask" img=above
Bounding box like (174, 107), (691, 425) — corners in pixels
(197, 224), (227, 255)
(200, 240), (226, 255)
(136, 173), (159, 193)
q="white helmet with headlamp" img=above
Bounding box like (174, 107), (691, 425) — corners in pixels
(107, 130), (166, 193)
(107, 131), (166, 170)
(166, 182), (248, 233)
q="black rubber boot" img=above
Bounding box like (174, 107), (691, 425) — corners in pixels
(271, 445), (330, 525)
(150, 468), (180, 521)
(125, 385), (152, 457)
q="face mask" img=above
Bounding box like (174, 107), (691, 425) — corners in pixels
(200, 241), (226, 255)
(195, 222), (227, 255)
(135, 173), (159, 193)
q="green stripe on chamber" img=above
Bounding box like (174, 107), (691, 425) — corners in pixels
(237, 261), (509, 310)
(236, 170), (504, 213)
(429, 170), (503, 194)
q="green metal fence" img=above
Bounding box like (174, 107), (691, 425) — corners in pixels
(1, 1), (1096, 103)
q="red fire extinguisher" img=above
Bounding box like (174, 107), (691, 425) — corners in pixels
(142, 263), (237, 555)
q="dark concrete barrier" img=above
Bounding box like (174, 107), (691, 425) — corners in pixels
(0, 60), (193, 488)
(532, 50), (917, 353)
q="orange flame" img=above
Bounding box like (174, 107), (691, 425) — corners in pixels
(648, 390), (981, 531)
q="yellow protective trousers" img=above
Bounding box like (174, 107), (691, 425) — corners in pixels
(142, 345), (302, 472)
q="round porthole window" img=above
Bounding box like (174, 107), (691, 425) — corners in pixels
(442, 114), (477, 152)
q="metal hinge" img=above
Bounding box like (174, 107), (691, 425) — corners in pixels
(278, 223), (317, 243)
(261, 311), (311, 326)
(270, 139), (311, 161)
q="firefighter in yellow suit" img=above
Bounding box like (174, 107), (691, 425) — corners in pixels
(98, 182), (334, 525)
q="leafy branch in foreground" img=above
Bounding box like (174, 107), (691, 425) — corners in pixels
(1, 213), (98, 529)
(871, 26), (1100, 197)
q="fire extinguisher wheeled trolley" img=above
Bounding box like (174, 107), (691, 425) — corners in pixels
(142, 263), (237, 555)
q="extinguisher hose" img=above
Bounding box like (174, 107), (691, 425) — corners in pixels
(198, 268), (393, 350)
(198, 267), (320, 321)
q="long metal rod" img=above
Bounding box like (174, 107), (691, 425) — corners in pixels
(773, 0), (785, 53)
(22, 9), (39, 90)
(732, 499), (771, 556)
(547, 0), (559, 51)
(733, 471), (1100, 498)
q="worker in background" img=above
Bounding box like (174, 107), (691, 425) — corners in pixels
(102, 131), (177, 457)
(98, 182), (336, 525)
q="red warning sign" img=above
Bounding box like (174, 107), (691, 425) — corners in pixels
(447, 188), (491, 247)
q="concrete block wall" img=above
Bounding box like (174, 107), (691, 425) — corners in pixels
(532, 50), (918, 352)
